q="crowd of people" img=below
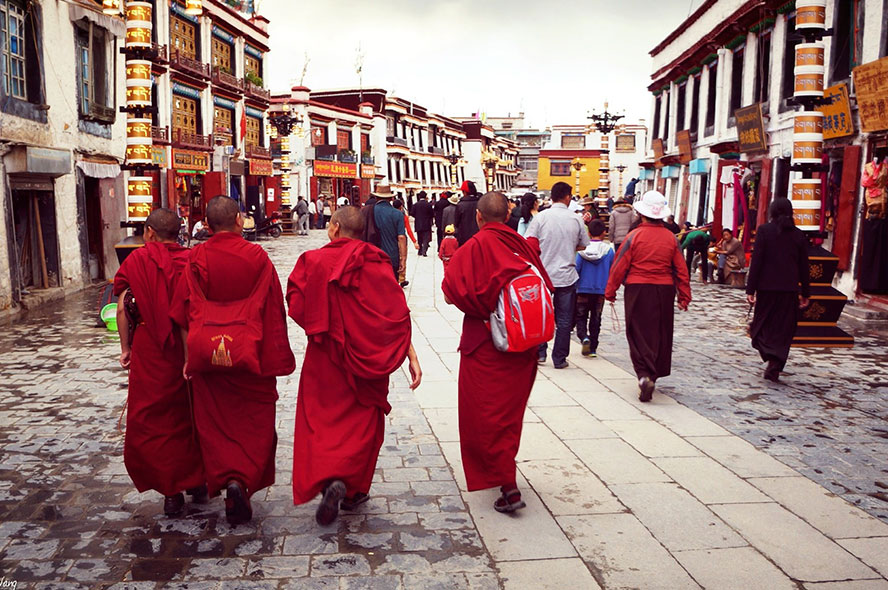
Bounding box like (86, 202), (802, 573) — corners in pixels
(114, 180), (809, 527)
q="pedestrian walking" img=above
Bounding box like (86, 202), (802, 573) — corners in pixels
(323, 198), (333, 227)
(681, 225), (714, 284)
(442, 192), (553, 514)
(113, 208), (206, 517)
(412, 190), (434, 256)
(625, 178), (639, 198)
(370, 185), (408, 285)
(316, 197), (327, 229)
(393, 199), (419, 286)
(505, 198), (522, 231)
(438, 224), (459, 271)
(455, 180), (481, 246)
(295, 196), (310, 236)
(434, 192), (451, 248)
(442, 192), (459, 235)
(608, 197), (637, 251)
(517, 192), (539, 236)
(308, 198), (318, 230)
(746, 198), (810, 383)
(575, 220), (614, 358)
(524, 181), (590, 368)
(605, 191), (692, 402)
(286, 206), (421, 526)
(170, 196), (295, 525)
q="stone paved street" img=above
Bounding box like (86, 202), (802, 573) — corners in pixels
(0, 232), (887, 589)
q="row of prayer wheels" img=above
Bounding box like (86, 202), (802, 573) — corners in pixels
(790, 0), (826, 232)
(124, 1), (155, 222)
(280, 135), (291, 204)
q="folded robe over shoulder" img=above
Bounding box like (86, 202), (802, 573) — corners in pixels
(170, 232), (295, 498)
(287, 238), (411, 504)
(113, 241), (204, 497)
(442, 223), (552, 491)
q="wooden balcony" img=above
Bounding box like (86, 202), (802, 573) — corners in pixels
(212, 67), (244, 93)
(172, 129), (213, 150)
(86, 102), (116, 124)
(151, 125), (169, 144)
(148, 43), (168, 65)
(246, 144), (271, 159)
(170, 49), (210, 80)
(245, 81), (270, 103)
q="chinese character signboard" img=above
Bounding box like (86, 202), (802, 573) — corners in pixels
(676, 129), (693, 164)
(735, 103), (767, 153)
(172, 149), (210, 172)
(314, 161), (357, 178)
(615, 134), (636, 153)
(853, 56), (888, 133)
(816, 83), (854, 139)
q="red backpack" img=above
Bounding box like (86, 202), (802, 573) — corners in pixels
(183, 261), (271, 375)
(488, 261), (554, 353)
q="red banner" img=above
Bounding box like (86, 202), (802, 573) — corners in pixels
(314, 161), (357, 178)
(249, 158), (273, 176)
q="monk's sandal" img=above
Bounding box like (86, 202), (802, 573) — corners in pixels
(316, 480), (346, 526)
(494, 488), (526, 514)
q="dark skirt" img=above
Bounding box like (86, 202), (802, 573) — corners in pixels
(624, 284), (676, 380)
(749, 290), (798, 370)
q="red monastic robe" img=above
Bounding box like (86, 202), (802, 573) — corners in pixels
(286, 238), (411, 504)
(170, 232), (295, 499)
(113, 241), (204, 496)
(441, 223), (553, 491)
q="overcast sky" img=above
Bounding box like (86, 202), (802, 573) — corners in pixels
(260, 0), (702, 129)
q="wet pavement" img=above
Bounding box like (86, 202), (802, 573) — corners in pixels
(1, 232), (886, 589)
(597, 278), (888, 522)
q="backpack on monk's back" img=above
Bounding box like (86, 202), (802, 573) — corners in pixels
(488, 260), (554, 353)
(183, 260), (271, 375)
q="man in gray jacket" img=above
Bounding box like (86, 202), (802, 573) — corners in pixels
(608, 197), (637, 252)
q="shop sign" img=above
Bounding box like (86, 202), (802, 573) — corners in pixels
(816, 83), (854, 139)
(676, 129), (693, 164)
(249, 159), (273, 176)
(314, 161), (357, 178)
(24, 147), (72, 176)
(151, 146), (167, 167)
(652, 138), (665, 168)
(853, 56), (888, 133)
(615, 134), (636, 153)
(172, 149), (210, 171)
(361, 165), (376, 178)
(735, 103), (767, 153)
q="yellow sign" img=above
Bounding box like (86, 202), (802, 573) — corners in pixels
(816, 83), (855, 139)
(172, 149), (210, 171)
(853, 56), (888, 133)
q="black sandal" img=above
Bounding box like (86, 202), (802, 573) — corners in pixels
(494, 488), (526, 513)
(315, 480), (346, 526)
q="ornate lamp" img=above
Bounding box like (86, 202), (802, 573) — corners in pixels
(587, 102), (625, 210)
(571, 157), (586, 199)
(184, 0), (203, 16)
(445, 151), (461, 189)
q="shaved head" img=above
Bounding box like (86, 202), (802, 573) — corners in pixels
(145, 208), (180, 241)
(330, 206), (364, 239)
(478, 191), (510, 223)
(205, 196), (240, 232)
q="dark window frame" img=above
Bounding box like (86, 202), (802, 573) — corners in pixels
(755, 29), (772, 109)
(705, 62), (717, 136)
(550, 161), (571, 176)
(830, 0), (865, 84)
(689, 74), (701, 136)
(676, 81), (687, 132)
(0, 0), (46, 122)
(780, 13), (801, 113)
(729, 45), (745, 126)
(652, 94), (662, 140)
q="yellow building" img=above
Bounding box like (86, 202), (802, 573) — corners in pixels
(536, 149), (601, 197)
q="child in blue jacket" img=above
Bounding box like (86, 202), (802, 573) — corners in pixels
(575, 220), (615, 357)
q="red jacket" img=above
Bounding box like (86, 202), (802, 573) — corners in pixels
(605, 222), (692, 307)
(438, 235), (459, 265)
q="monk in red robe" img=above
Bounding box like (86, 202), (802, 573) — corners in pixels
(286, 206), (422, 526)
(114, 208), (206, 516)
(442, 192), (553, 513)
(171, 196), (295, 525)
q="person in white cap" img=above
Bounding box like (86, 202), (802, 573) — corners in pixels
(604, 191), (692, 402)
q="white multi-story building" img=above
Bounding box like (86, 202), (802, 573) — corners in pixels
(1, 0), (127, 313)
(644, 0), (888, 301)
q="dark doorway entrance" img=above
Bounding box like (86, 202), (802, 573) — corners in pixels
(11, 189), (61, 291)
(84, 176), (105, 281)
(696, 174), (709, 227)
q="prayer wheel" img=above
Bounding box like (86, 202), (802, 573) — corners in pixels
(794, 65), (825, 97)
(791, 200), (822, 232)
(796, 0), (827, 29)
(790, 178), (823, 202)
(795, 43), (825, 68)
(794, 111), (824, 135)
(185, 0), (203, 16)
(124, 2), (152, 48)
(126, 177), (153, 222)
(102, 0), (121, 15)
(124, 1), (155, 221)
(792, 135), (824, 165)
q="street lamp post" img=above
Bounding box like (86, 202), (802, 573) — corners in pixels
(588, 102), (624, 211)
(446, 152), (461, 189)
(571, 157), (585, 199)
(482, 151), (498, 192)
(614, 164), (628, 200)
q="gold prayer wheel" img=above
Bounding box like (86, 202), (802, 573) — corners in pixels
(125, 2), (152, 49)
(127, 202), (153, 221)
(794, 112), (824, 135)
(127, 176), (154, 222)
(185, 0), (203, 16)
(126, 85), (151, 108)
(795, 43), (825, 68)
(125, 143), (153, 166)
(794, 69), (825, 97)
(125, 1), (152, 23)
(126, 60), (152, 82)
(127, 118), (152, 141)
(102, 0), (121, 15)
(791, 179), (823, 202)
(796, 0), (827, 29)
(792, 138), (824, 165)
(791, 201), (822, 232)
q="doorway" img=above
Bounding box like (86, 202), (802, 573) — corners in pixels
(83, 176), (105, 281)
(11, 189), (61, 291)
(695, 174), (709, 226)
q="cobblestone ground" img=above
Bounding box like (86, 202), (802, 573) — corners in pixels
(598, 277), (888, 522)
(0, 233), (498, 589)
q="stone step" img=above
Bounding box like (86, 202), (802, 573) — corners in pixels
(840, 302), (888, 330)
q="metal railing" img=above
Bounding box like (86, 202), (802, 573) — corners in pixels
(170, 49), (210, 79)
(212, 67), (244, 93)
(172, 129), (213, 150)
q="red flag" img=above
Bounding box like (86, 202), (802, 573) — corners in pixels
(239, 107), (247, 143)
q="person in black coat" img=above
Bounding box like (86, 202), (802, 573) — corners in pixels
(455, 181), (481, 246)
(746, 198), (811, 383)
(412, 191), (435, 256)
(434, 192), (451, 249)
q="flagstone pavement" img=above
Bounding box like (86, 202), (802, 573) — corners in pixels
(0, 232), (886, 589)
